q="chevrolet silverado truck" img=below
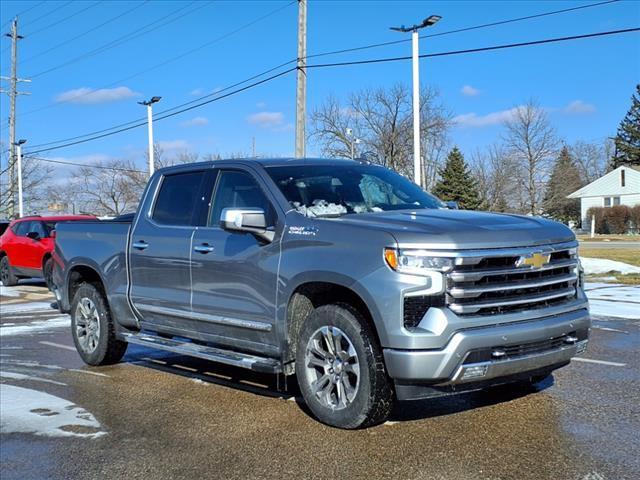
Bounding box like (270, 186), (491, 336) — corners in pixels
(52, 158), (590, 429)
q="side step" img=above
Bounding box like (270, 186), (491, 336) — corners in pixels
(122, 333), (282, 374)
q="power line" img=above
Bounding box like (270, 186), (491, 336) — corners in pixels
(6, 0), (294, 123)
(24, 1), (101, 37)
(21, 27), (639, 156)
(305, 0), (622, 61)
(26, 59), (296, 150)
(0, 0), (47, 31)
(26, 1), (212, 79)
(19, 1), (156, 65)
(305, 27), (640, 69)
(26, 155), (145, 173)
(24, 67), (296, 156)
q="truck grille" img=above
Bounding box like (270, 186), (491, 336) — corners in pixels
(446, 243), (579, 316)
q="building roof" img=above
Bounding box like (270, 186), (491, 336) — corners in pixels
(567, 165), (640, 198)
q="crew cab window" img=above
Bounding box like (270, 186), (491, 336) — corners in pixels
(209, 170), (274, 227)
(152, 171), (206, 226)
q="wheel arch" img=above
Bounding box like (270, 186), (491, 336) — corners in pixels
(283, 281), (382, 370)
(67, 263), (108, 307)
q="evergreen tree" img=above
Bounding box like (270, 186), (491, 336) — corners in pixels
(432, 147), (482, 210)
(542, 146), (583, 224)
(611, 84), (640, 169)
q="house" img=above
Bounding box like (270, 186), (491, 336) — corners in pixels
(567, 165), (640, 228)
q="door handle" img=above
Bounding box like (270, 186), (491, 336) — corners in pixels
(132, 241), (149, 250)
(193, 244), (215, 254)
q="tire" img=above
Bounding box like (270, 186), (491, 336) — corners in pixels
(295, 303), (394, 429)
(43, 258), (54, 291)
(0, 255), (18, 287)
(70, 283), (127, 366)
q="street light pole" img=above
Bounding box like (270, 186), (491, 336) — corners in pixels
(391, 15), (441, 187)
(138, 96), (161, 177)
(14, 139), (26, 218)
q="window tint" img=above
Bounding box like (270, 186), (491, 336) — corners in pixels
(14, 221), (31, 236)
(28, 221), (47, 238)
(209, 171), (274, 226)
(152, 171), (206, 226)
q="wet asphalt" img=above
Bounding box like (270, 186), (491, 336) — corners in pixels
(1, 284), (639, 480)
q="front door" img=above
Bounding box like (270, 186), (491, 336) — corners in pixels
(129, 169), (211, 332)
(190, 168), (282, 355)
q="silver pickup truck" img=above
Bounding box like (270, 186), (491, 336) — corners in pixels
(53, 158), (590, 429)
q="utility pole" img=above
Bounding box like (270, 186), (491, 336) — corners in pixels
(15, 139), (26, 218)
(295, 0), (307, 158)
(1, 17), (29, 218)
(390, 15), (441, 187)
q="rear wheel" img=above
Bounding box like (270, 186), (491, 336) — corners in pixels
(295, 303), (394, 429)
(43, 258), (54, 291)
(0, 256), (18, 286)
(71, 283), (127, 366)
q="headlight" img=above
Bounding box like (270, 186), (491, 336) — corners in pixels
(384, 248), (454, 276)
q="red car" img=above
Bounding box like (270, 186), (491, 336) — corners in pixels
(0, 215), (95, 289)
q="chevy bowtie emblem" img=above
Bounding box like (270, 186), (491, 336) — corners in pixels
(517, 252), (551, 269)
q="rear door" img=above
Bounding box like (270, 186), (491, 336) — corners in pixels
(129, 169), (212, 332)
(190, 167), (282, 354)
(7, 221), (32, 269)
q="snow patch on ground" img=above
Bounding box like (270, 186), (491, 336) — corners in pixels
(585, 283), (639, 319)
(0, 384), (106, 439)
(0, 301), (56, 314)
(581, 257), (640, 275)
(0, 370), (67, 386)
(0, 285), (20, 297)
(0, 317), (70, 336)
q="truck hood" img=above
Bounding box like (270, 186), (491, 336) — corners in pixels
(332, 209), (575, 250)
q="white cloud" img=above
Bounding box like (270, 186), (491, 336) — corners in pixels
(461, 85), (480, 97)
(55, 86), (139, 104)
(564, 100), (596, 114)
(247, 111), (285, 128)
(190, 88), (204, 96)
(180, 116), (209, 127)
(256, 101), (267, 108)
(453, 107), (523, 128)
(158, 139), (189, 151)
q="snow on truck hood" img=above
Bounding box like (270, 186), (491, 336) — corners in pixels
(332, 209), (575, 250)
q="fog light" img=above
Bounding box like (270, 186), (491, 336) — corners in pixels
(576, 340), (588, 355)
(461, 365), (488, 380)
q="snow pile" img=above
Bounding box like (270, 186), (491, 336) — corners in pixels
(581, 257), (640, 275)
(585, 283), (640, 319)
(0, 384), (106, 439)
(293, 200), (347, 217)
(0, 285), (20, 297)
(0, 370), (67, 386)
(0, 317), (70, 336)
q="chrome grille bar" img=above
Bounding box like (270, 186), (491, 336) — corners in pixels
(448, 287), (577, 315)
(448, 259), (578, 282)
(448, 273), (578, 299)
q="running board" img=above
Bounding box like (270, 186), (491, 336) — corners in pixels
(122, 333), (282, 374)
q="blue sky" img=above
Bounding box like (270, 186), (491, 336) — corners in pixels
(0, 0), (638, 172)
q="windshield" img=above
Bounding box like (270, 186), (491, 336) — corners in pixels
(266, 164), (444, 218)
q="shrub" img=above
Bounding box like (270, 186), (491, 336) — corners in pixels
(630, 205), (640, 233)
(586, 205), (633, 234)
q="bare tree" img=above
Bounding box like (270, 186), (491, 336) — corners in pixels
(502, 101), (559, 215)
(472, 144), (519, 212)
(570, 139), (611, 183)
(56, 159), (145, 216)
(0, 145), (54, 217)
(310, 84), (451, 186)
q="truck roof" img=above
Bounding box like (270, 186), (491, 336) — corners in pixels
(156, 158), (367, 175)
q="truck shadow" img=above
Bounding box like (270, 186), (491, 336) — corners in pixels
(124, 345), (554, 424)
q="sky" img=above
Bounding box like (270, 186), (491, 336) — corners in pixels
(0, 0), (638, 175)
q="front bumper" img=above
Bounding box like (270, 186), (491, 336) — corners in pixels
(384, 307), (590, 397)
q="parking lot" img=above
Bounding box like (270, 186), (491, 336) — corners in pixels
(1, 281), (639, 480)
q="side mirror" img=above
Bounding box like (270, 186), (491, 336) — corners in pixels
(26, 231), (40, 240)
(220, 208), (274, 243)
(445, 201), (459, 210)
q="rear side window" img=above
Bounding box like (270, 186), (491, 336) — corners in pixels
(29, 221), (47, 238)
(152, 171), (206, 226)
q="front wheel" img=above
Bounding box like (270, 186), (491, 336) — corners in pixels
(71, 283), (127, 366)
(295, 303), (394, 429)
